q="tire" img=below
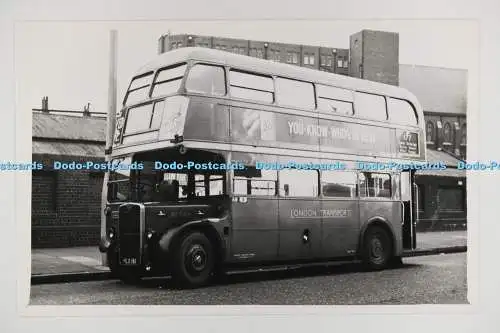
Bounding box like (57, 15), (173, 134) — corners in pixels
(171, 231), (215, 288)
(361, 226), (393, 270)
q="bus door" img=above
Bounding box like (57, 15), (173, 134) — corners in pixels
(277, 169), (322, 260)
(319, 170), (360, 258)
(230, 165), (279, 263)
(401, 171), (417, 249)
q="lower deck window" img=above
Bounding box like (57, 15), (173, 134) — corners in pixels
(233, 167), (277, 196)
(359, 172), (391, 198)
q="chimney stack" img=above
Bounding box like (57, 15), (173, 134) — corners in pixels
(41, 96), (49, 112)
(349, 30), (399, 86)
(83, 102), (91, 117)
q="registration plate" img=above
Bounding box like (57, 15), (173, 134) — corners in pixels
(121, 257), (138, 265)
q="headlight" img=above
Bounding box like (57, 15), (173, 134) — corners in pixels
(147, 230), (154, 239)
(107, 227), (115, 239)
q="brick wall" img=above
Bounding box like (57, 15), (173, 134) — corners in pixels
(31, 153), (105, 248)
(349, 30), (399, 86)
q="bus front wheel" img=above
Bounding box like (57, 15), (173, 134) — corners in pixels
(361, 226), (393, 270)
(171, 231), (215, 288)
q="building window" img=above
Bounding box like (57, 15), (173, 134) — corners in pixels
(326, 56), (332, 66)
(233, 46), (239, 54)
(461, 124), (467, 145)
(269, 50), (280, 62)
(343, 60), (349, 68)
(256, 49), (264, 58)
(338, 59), (343, 68)
(320, 55), (326, 66)
(437, 187), (464, 211)
(303, 53), (315, 66)
(286, 52), (299, 64)
(426, 121), (435, 142)
(240, 47), (246, 55)
(443, 122), (452, 143)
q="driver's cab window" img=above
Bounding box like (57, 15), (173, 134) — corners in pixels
(163, 173), (188, 199)
(194, 174), (224, 197)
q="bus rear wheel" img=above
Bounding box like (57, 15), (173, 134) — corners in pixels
(361, 226), (393, 270)
(171, 231), (215, 288)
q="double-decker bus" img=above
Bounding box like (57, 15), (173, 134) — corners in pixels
(99, 47), (425, 288)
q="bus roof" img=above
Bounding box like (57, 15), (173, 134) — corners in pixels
(136, 47), (422, 109)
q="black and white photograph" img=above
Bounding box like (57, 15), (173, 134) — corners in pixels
(7, 0), (500, 332)
(18, 19), (475, 306)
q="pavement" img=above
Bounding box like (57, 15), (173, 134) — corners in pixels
(31, 230), (467, 285)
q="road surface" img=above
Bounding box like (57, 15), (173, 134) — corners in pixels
(30, 253), (467, 305)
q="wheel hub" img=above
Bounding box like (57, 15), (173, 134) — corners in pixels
(186, 244), (207, 272)
(371, 238), (384, 259)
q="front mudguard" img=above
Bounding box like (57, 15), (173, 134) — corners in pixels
(157, 218), (226, 257)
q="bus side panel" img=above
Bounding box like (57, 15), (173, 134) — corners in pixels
(229, 197), (279, 263)
(278, 198), (322, 260)
(320, 199), (360, 258)
(359, 201), (403, 256)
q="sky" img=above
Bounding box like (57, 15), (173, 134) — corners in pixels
(14, 20), (478, 116)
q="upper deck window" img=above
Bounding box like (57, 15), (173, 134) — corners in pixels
(229, 69), (274, 103)
(151, 63), (187, 98)
(124, 103), (154, 134)
(387, 98), (418, 126)
(125, 72), (153, 105)
(354, 92), (387, 121)
(276, 77), (315, 110)
(316, 84), (354, 116)
(123, 100), (165, 135)
(185, 64), (226, 96)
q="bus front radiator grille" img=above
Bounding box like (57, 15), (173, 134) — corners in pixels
(118, 204), (141, 265)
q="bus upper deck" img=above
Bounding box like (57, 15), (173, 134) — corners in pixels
(112, 47), (425, 164)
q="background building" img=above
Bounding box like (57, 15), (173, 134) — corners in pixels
(32, 99), (106, 248)
(158, 34), (350, 76)
(399, 64), (467, 159)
